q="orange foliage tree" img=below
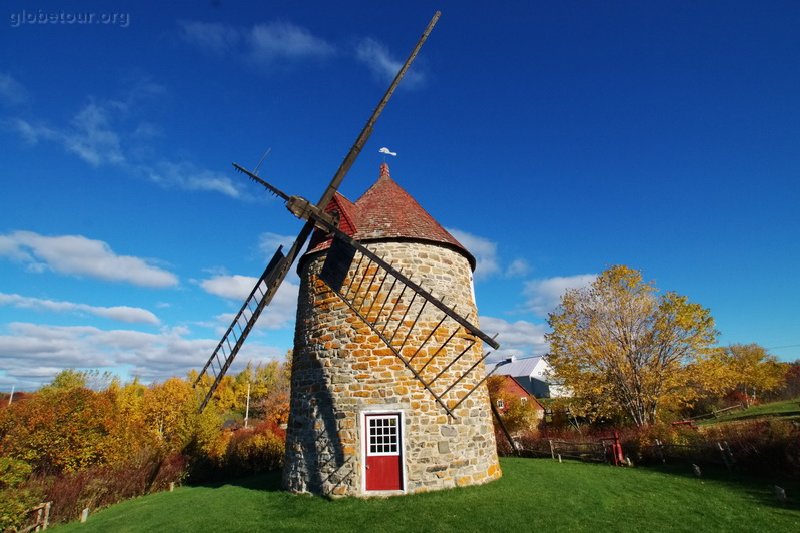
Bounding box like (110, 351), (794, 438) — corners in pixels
(0, 386), (115, 475)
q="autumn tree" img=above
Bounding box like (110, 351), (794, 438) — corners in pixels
(546, 265), (718, 427)
(784, 360), (800, 399)
(141, 377), (199, 449)
(722, 344), (786, 405)
(486, 376), (541, 434)
(248, 353), (292, 426)
(0, 387), (115, 474)
(102, 378), (160, 465)
(680, 348), (737, 415)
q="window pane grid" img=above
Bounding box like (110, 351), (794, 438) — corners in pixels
(366, 415), (399, 456)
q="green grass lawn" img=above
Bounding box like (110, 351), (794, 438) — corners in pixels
(55, 458), (799, 532)
(700, 398), (800, 425)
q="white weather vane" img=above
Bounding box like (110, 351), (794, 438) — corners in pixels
(378, 147), (397, 157)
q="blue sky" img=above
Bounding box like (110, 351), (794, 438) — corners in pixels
(1, 1), (798, 390)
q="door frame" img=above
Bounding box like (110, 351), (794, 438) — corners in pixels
(359, 409), (407, 494)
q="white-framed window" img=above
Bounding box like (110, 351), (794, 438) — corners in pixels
(520, 397), (528, 404)
(367, 415), (399, 456)
(496, 399), (505, 409)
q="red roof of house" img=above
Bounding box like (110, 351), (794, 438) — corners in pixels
(304, 163), (476, 270)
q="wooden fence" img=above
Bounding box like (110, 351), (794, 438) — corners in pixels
(510, 435), (736, 470)
(18, 502), (51, 532)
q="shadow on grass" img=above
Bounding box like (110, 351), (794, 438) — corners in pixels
(639, 462), (800, 512)
(186, 469), (284, 493)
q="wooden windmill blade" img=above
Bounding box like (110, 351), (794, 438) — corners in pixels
(193, 12), (442, 412)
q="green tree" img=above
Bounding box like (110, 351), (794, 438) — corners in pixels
(41, 369), (88, 391)
(40, 369), (116, 393)
(546, 265), (718, 427)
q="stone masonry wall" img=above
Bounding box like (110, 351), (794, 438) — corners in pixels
(283, 240), (501, 496)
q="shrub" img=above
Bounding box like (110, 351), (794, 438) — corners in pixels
(0, 458), (43, 532)
(0, 486), (44, 532)
(188, 421), (285, 482)
(512, 418), (800, 478)
(225, 422), (285, 475)
(704, 419), (800, 477)
(26, 449), (188, 526)
(0, 457), (32, 489)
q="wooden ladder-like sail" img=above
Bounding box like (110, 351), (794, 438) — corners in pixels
(193, 248), (285, 412)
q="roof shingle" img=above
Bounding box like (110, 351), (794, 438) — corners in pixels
(304, 163), (476, 270)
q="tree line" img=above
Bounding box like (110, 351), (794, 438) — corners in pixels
(0, 355), (291, 529)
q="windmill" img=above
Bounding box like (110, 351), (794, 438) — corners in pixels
(194, 11), (505, 496)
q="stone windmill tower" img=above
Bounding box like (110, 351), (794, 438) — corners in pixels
(192, 11), (502, 497)
(283, 163), (501, 496)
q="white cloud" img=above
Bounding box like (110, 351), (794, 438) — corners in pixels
(355, 37), (424, 88)
(201, 274), (298, 331)
(7, 81), (241, 199)
(7, 118), (48, 144)
(447, 228), (529, 280)
(258, 232), (296, 259)
(0, 324), (114, 368)
(506, 258), (531, 278)
(201, 274), (260, 300)
(0, 322), (285, 389)
(179, 20), (240, 55)
(0, 293), (159, 325)
(180, 19), (335, 66)
(131, 121), (162, 140)
(9, 118), (57, 146)
(0, 231), (179, 288)
(7, 78), (167, 168)
(479, 316), (549, 361)
(68, 102), (125, 165)
(108, 78), (166, 113)
(11, 102), (124, 167)
(248, 21), (335, 63)
(448, 228), (500, 280)
(6, 367), (66, 379)
(0, 73), (28, 106)
(523, 274), (597, 317)
(141, 160), (243, 198)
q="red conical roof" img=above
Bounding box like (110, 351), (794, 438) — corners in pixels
(304, 163), (475, 270)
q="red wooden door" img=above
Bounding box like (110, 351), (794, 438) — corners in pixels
(365, 414), (403, 491)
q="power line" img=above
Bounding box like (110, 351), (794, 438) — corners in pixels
(766, 344), (800, 351)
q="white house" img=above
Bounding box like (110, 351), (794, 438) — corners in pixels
(487, 355), (570, 399)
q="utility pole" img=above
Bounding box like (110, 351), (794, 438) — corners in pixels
(8, 386), (13, 406)
(244, 382), (251, 428)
